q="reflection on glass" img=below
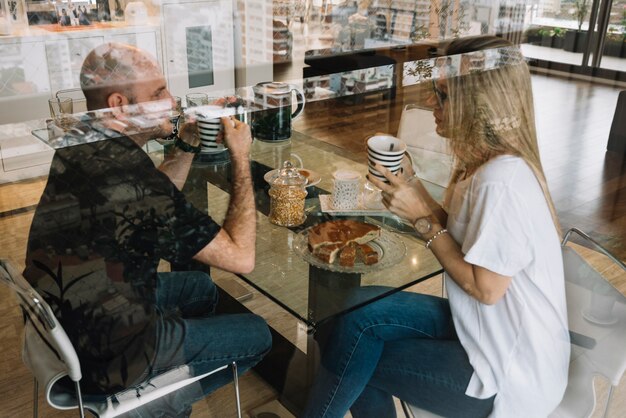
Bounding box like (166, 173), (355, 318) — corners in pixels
(185, 92), (209, 107)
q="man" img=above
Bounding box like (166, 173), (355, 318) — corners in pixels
(59, 8), (71, 25)
(23, 43), (271, 416)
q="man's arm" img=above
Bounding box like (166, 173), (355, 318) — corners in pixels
(158, 122), (199, 190)
(193, 118), (256, 274)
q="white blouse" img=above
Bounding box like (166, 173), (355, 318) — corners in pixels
(444, 155), (570, 417)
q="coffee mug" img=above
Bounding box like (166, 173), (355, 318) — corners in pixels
(367, 135), (406, 183)
(195, 106), (236, 153)
(332, 170), (361, 210)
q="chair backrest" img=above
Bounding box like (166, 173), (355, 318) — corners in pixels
(1, 259), (236, 417)
(0, 259), (83, 409)
(551, 232), (626, 417)
(562, 246), (626, 384)
(396, 104), (452, 188)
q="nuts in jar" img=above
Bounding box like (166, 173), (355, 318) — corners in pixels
(268, 160), (308, 227)
(269, 186), (307, 226)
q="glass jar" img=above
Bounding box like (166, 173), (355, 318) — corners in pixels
(269, 161), (308, 227)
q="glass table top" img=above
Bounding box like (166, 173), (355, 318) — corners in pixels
(185, 131), (444, 327)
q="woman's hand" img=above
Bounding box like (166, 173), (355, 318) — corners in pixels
(367, 163), (432, 224)
(398, 153), (416, 181)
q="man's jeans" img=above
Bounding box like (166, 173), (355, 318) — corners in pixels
(128, 271), (272, 417)
(302, 287), (494, 418)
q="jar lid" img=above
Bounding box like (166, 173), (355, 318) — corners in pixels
(272, 160), (306, 187)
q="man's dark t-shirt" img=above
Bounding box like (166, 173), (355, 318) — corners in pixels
(23, 132), (220, 394)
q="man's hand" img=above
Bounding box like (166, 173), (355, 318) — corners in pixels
(222, 117), (252, 159)
(177, 114), (201, 148)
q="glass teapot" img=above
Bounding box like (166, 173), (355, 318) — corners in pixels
(251, 82), (305, 142)
(269, 161), (308, 227)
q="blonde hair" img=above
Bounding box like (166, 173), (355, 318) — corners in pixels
(442, 36), (560, 234)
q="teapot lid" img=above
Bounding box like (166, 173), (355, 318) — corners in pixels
(255, 82), (290, 95)
(272, 160), (306, 187)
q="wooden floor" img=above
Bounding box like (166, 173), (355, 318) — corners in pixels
(1, 23), (626, 417)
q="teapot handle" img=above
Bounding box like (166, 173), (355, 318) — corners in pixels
(290, 85), (306, 120)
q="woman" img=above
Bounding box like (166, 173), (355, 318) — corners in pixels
(302, 36), (569, 418)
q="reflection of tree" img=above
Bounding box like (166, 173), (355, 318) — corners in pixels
(573, 0), (589, 31)
(8, 1), (17, 20)
(111, 199), (175, 290)
(31, 259), (128, 387)
(433, 0), (470, 39)
(404, 58), (435, 82)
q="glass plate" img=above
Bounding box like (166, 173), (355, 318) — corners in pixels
(292, 227), (406, 273)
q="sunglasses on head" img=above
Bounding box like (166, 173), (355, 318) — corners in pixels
(432, 80), (448, 108)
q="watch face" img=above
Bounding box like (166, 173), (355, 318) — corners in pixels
(415, 217), (432, 234)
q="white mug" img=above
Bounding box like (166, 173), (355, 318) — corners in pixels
(367, 135), (406, 183)
(194, 106), (236, 153)
(332, 170), (361, 210)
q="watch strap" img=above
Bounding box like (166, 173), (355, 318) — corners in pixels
(174, 136), (201, 154)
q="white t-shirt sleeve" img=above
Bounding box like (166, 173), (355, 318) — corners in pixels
(461, 181), (533, 278)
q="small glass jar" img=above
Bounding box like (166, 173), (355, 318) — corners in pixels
(269, 161), (308, 227)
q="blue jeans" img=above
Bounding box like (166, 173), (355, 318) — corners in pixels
(128, 271), (272, 418)
(302, 287), (494, 418)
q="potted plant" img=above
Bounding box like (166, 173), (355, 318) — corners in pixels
(525, 25), (542, 44)
(564, 0), (589, 52)
(539, 28), (553, 47)
(552, 27), (566, 48)
(604, 27), (622, 57)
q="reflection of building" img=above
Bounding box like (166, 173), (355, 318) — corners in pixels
(541, 0), (561, 14)
(373, 0), (473, 41)
(472, 0), (534, 43)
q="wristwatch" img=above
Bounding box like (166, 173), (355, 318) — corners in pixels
(174, 136), (201, 154)
(413, 216), (433, 235)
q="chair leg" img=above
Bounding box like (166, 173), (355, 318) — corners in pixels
(33, 378), (38, 418)
(400, 399), (414, 418)
(441, 274), (446, 298)
(231, 362), (242, 418)
(602, 385), (615, 418)
(75, 381), (86, 418)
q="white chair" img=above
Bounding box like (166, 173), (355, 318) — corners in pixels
(396, 104), (453, 189)
(0, 259), (243, 418)
(550, 228), (626, 418)
(401, 228), (626, 418)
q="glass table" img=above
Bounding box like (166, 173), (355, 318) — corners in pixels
(183, 130), (444, 414)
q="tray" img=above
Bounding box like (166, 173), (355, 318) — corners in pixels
(292, 227), (406, 273)
(319, 194), (392, 216)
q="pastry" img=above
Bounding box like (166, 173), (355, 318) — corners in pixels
(313, 244), (343, 264)
(308, 220), (380, 265)
(357, 243), (379, 265)
(308, 220), (380, 252)
(339, 244), (357, 267)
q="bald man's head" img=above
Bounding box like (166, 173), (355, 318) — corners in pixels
(80, 43), (162, 111)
